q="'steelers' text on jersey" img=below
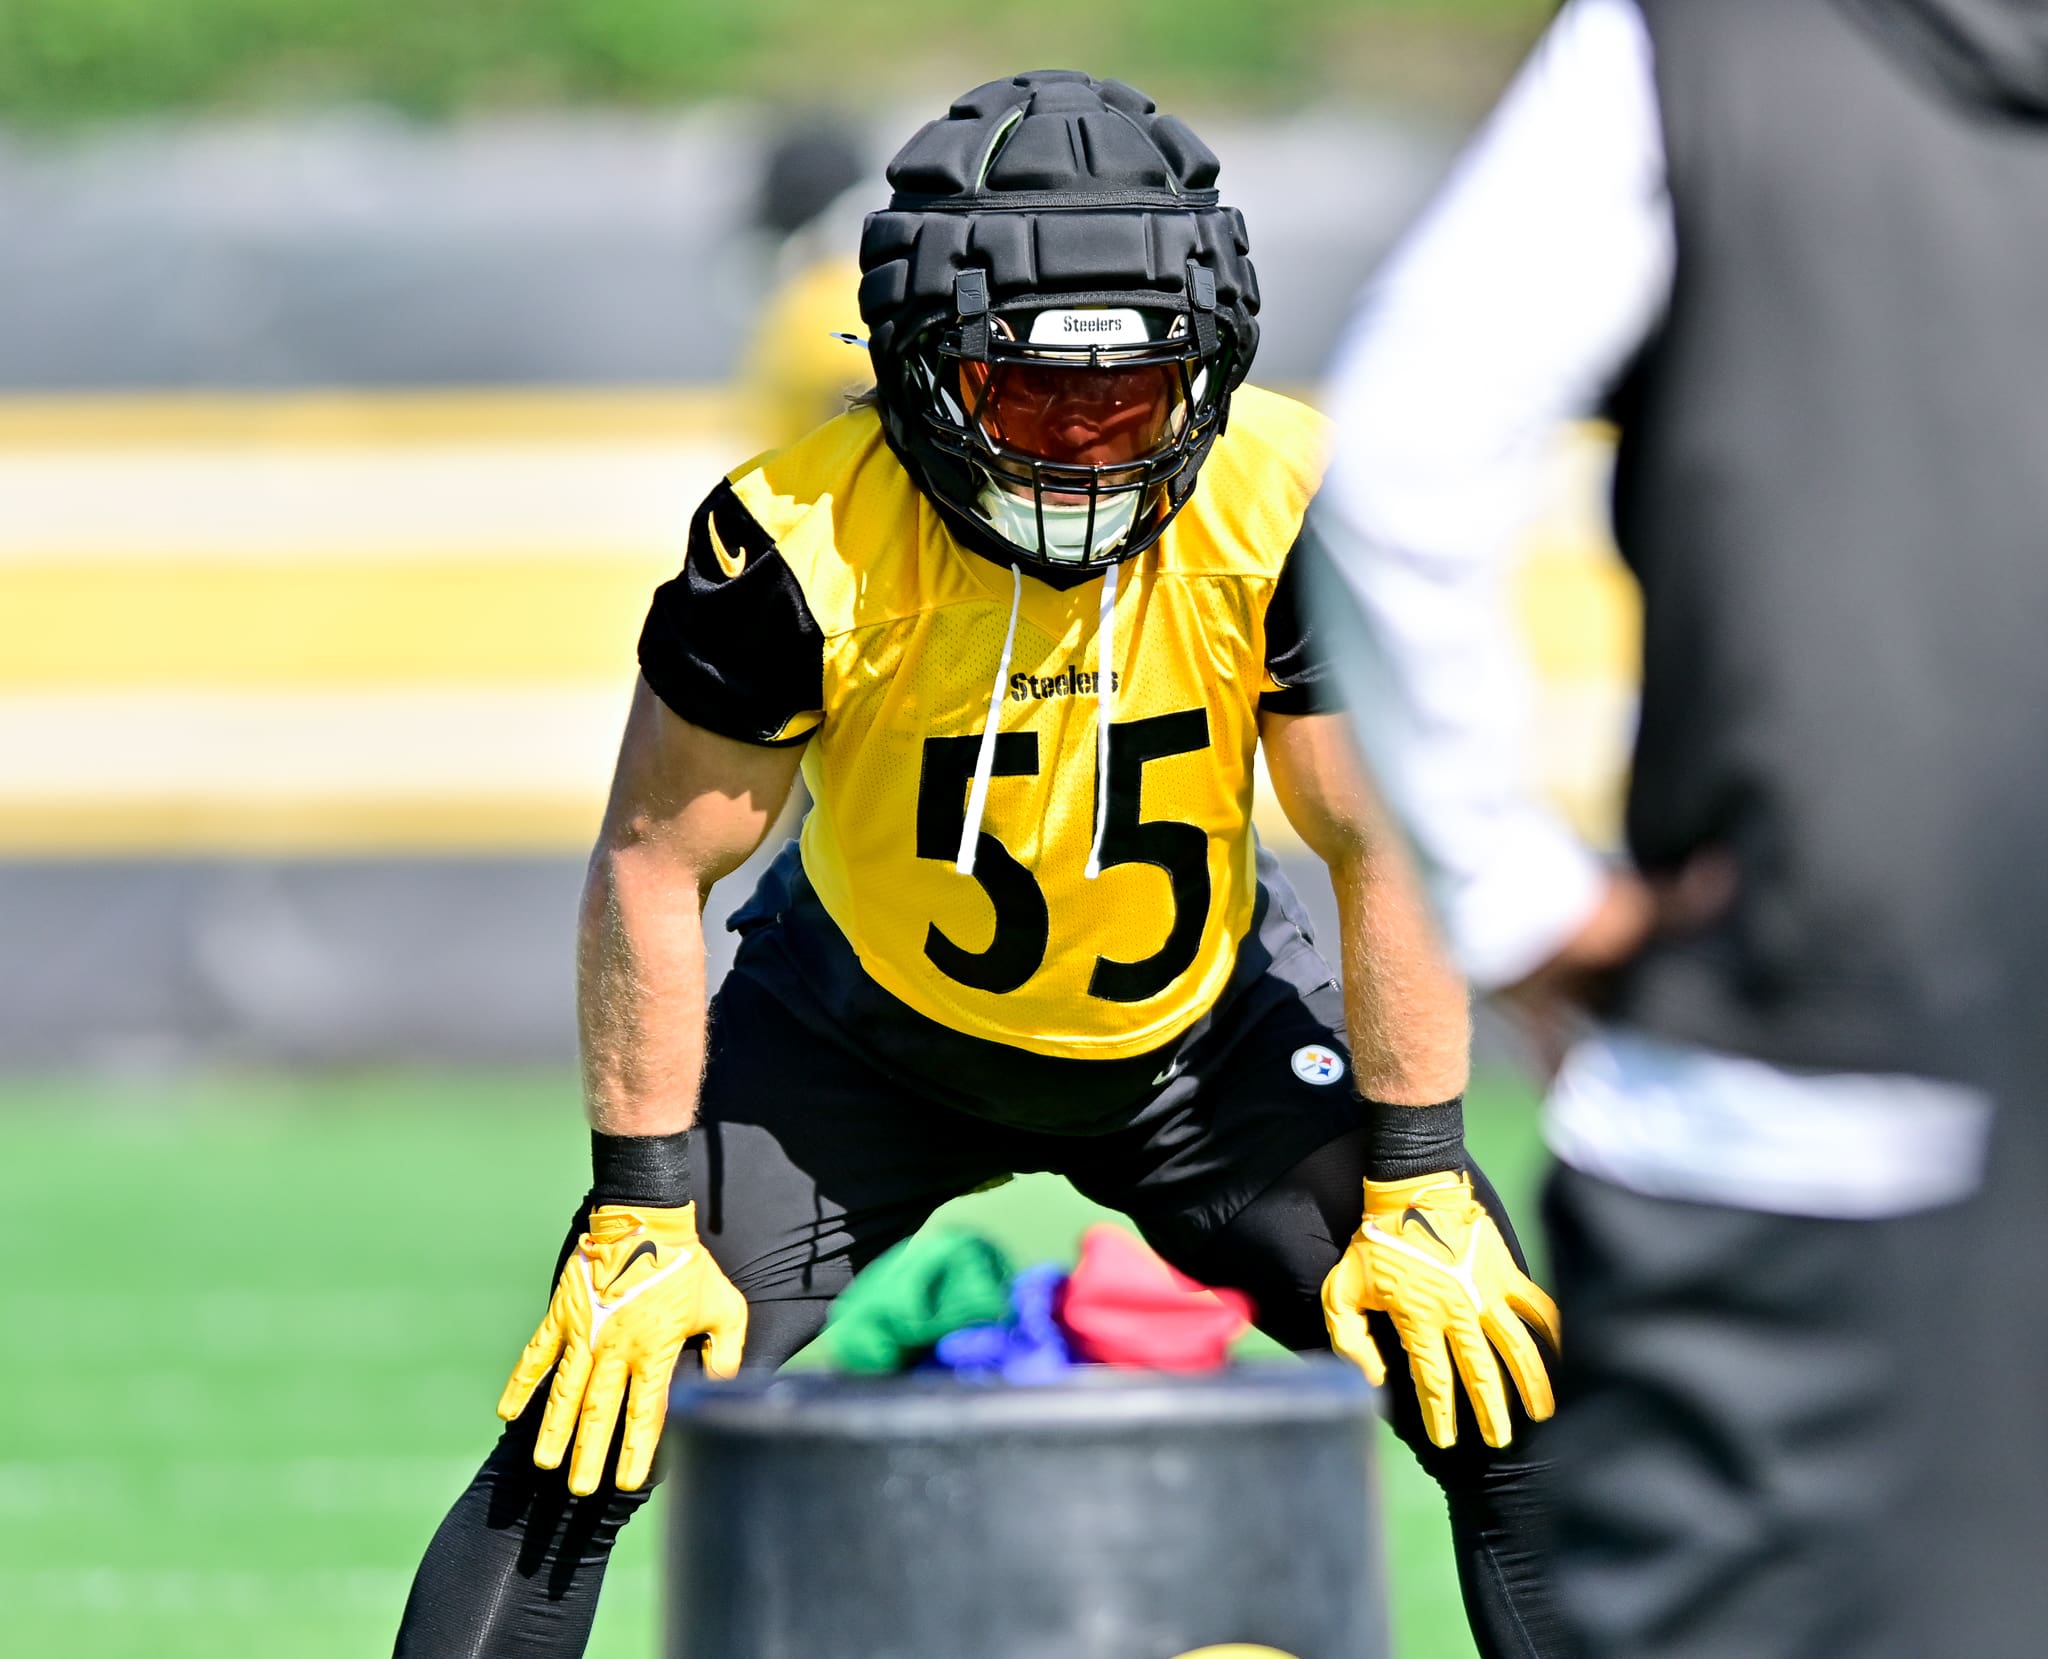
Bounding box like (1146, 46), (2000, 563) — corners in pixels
(637, 386), (1332, 1060)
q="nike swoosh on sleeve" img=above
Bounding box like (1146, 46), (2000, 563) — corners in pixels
(704, 512), (748, 580)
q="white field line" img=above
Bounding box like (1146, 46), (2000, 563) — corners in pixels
(0, 1567), (417, 1615)
(0, 444), (737, 559)
(3, 1288), (522, 1352)
(0, 685), (628, 798)
(0, 1457), (475, 1517)
(14, 1368), (501, 1434)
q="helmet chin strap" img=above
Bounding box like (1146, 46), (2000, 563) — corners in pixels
(955, 564), (1024, 876)
(1084, 560), (1119, 881)
(952, 557), (1125, 885)
(976, 480), (1139, 565)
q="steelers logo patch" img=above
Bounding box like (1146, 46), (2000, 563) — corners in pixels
(1290, 1044), (1343, 1086)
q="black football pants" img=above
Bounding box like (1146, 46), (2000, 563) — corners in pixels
(393, 968), (1563, 1659)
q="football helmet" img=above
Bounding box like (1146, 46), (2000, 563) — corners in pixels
(858, 71), (1260, 579)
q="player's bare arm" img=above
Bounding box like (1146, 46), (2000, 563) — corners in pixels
(1267, 706), (1561, 1449)
(578, 677), (806, 1137)
(486, 680), (793, 1498)
(1258, 707), (1467, 1106)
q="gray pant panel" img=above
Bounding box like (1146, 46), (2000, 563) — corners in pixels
(1541, 1164), (1965, 1659)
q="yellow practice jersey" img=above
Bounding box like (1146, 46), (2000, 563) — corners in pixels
(638, 386), (1331, 1060)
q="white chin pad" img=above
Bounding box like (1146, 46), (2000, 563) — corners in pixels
(976, 482), (1139, 563)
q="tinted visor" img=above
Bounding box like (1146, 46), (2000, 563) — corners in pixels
(959, 355), (1187, 473)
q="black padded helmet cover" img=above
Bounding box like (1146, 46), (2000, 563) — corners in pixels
(857, 71), (1261, 569)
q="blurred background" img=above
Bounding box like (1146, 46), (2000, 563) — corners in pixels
(0, 2), (1641, 1654)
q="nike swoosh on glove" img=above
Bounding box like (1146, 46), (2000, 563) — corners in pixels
(1321, 1172), (1561, 1450)
(497, 1202), (747, 1495)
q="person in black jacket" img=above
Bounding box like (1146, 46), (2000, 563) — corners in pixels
(1307, 1), (2048, 1654)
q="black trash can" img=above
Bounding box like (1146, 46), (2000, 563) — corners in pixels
(665, 1362), (1389, 1659)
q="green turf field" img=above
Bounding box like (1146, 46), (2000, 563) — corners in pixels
(0, 1068), (1546, 1658)
(2, 0), (1547, 122)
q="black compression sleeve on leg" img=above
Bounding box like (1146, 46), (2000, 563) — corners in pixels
(392, 1299), (831, 1659)
(1465, 1159), (1537, 1277)
(1168, 1130), (1564, 1659)
(392, 1386), (650, 1659)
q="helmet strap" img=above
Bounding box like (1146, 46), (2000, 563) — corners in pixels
(1187, 260), (1218, 359)
(955, 268), (991, 362)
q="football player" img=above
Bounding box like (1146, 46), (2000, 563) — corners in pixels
(395, 71), (1562, 1659)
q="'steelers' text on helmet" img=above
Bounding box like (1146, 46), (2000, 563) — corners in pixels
(857, 71), (1260, 579)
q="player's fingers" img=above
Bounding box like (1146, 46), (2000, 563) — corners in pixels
(1505, 1273), (1563, 1355)
(1326, 1305), (1388, 1386)
(568, 1350), (631, 1498)
(1389, 1310), (1460, 1450)
(617, 1354), (679, 1493)
(1376, 1302), (1458, 1441)
(1483, 1301), (1556, 1426)
(1320, 1246), (1374, 1317)
(534, 1335), (594, 1473)
(698, 1277), (750, 1382)
(1320, 1257), (1385, 1385)
(1447, 1312), (1513, 1449)
(497, 1298), (565, 1422)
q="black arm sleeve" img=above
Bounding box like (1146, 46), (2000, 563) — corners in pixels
(637, 480), (826, 745)
(1259, 527), (1342, 715)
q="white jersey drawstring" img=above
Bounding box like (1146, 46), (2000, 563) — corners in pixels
(1084, 560), (1120, 880)
(957, 559), (1123, 881)
(955, 563), (1024, 875)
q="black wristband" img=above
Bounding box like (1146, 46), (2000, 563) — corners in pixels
(1365, 1097), (1468, 1182)
(589, 1128), (693, 1208)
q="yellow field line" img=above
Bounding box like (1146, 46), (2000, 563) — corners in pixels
(0, 389), (746, 449)
(0, 556), (677, 686)
(0, 547), (1637, 688)
(1513, 540), (1642, 680)
(0, 391), (1604, 452)
(0, 797), (604, 857)
(0, 795), (1306, 861)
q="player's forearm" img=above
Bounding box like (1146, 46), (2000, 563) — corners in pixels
(1330, 848), (1471, 1107)
(576, 836), (715, 1138)
(1260, 709), (1472, 1103)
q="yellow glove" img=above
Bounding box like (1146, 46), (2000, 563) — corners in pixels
(497, 1201), (747, 1496)
(1321, 1172), (1561, 1450)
